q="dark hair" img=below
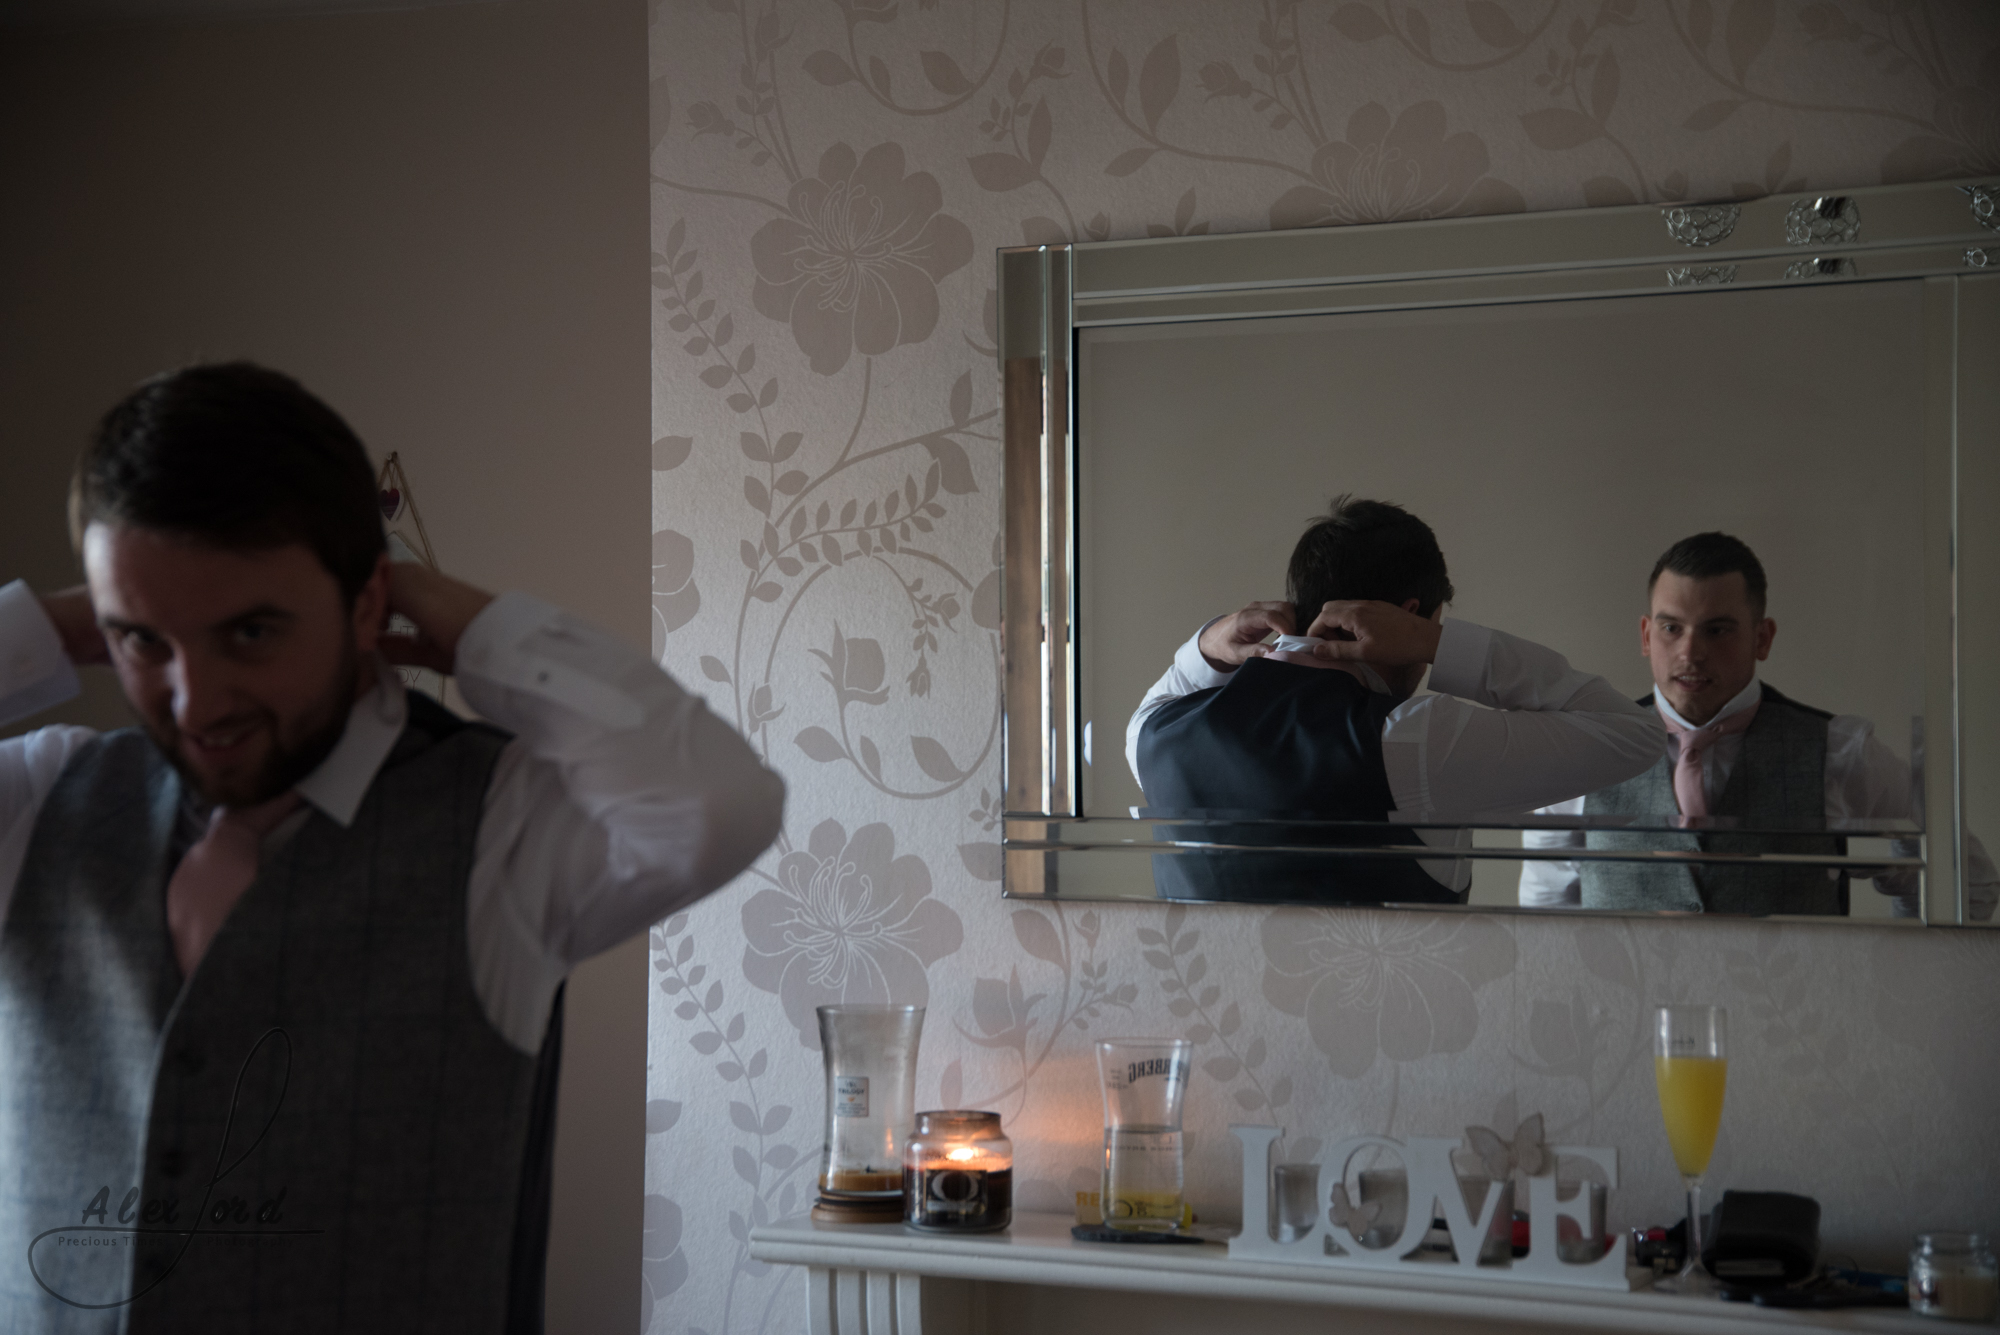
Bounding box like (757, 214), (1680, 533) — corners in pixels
(1286, 495), (1455, 625)
(1647, 532), (1767, 617)
(72, 362), (386, 602)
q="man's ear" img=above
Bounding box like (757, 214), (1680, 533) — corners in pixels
(1754, 617), (1776, 662)
(350, 554), (393, 654)
(1639, 614), (1653, 658)
(1400, 598), (1420, 614)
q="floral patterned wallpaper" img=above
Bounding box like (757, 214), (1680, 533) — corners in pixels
(643, 2), (2000, 1329)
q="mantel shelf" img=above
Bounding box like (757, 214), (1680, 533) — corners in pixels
(750, 1211), (1937, 1335)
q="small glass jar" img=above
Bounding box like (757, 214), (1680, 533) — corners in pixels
(903, 1110), (1012, 1233)
(1910, 1232), (1999, 1321)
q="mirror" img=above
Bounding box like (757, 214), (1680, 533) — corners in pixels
(999, 179), (2000, 924)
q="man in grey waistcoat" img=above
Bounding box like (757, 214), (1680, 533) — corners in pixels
(0, 363), (786, 1333)
(1519, 531), (1996, 917)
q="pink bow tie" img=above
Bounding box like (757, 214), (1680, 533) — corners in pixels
(1659, 702), (1759, 820)
(165, 791), (302, 977)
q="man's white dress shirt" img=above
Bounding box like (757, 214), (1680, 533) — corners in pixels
(1126, 618), (1667, 892)
(1518, 673), (1998, 917)
(0, 579), (784, 1052)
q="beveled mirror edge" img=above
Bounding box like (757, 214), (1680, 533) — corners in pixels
(999, 178), (1998, 923)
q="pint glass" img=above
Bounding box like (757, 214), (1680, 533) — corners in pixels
(1095, 1038), (1192, 1231)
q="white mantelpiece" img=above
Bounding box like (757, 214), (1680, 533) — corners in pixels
(749, 1212), (1936, 1335)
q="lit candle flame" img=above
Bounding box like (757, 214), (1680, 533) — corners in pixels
(946, 1147), (979, 1162)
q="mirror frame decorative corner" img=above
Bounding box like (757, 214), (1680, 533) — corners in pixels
(998, 178), (2000, 924)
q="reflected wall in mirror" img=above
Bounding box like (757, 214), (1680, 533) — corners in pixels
(999, 179), (1999, 924)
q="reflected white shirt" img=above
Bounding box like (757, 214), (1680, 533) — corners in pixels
(1126, 618), (1667, 891)
(1516, 674), (1998, 918)
(0, 579), (785, 1052)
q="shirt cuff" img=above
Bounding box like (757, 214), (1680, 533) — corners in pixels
(0, 580), (83, 726)
(1425, 618), (1491, 700)
(454, 591), (646, 730)
(1172, 617), (1236, 691)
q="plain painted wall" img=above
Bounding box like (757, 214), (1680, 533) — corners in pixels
(0, 2), (649, 1329)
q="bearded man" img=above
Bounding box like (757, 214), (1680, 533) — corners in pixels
(0, 363), (783, 1332)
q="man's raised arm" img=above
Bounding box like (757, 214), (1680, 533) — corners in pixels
(1124, 601), (1294, 789)
(1299, 601), (1665, 819)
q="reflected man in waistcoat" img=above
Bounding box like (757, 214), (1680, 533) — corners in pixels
(1126, 496), (1666, 905)
(0, 364), (785, 1332)
(1519, 531), (1997, 917)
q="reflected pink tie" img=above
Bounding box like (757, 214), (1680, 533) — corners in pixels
(165, 792), (301, 977)
(1660, 704), (1758, 820)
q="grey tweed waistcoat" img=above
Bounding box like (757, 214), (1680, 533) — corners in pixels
(1580, 684), (1846, 915)
(0, 694), (561, 1334)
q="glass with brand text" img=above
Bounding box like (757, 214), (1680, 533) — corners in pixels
(1096, 1038), (1192, 1232)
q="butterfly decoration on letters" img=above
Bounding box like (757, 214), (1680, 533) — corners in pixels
(1328, 1183), (1380, 1234)
(1464, 1113), (1550, 1179)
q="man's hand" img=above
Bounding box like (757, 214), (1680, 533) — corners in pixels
(1197, 601), (1294, 671)
(378, 563), (496, 674)
(1305, 600), (1442, 666)
(40, 587), (108, 666)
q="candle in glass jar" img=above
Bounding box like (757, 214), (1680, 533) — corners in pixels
(903, 1111), (1012, 1232)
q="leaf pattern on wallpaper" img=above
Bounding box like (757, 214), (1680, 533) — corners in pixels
(652, 913), (808, 1332)
(1503, 919), (1655, 1146)
(1142, 903), (1304, 1138)
(1715, 924), (1906, 1195)
(968, 44), (1114, 243)
(809, 0), (1015, 116)
(949, 903), (1135, 1118)
(1084, 6), (1529, 224)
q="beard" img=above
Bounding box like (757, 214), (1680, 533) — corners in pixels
(146, 637), (362, 809)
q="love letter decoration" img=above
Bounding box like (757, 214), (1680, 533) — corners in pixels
(1230, 1125), (1637, 1291)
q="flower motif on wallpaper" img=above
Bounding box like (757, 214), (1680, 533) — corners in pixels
(1260, 909), (1515, 1078)
(1268, 102), (1526, 231)
(741, 818), (965, 1045)
(651, 527), (700, 657)
(639, 1192), (687, 1332)
(750, 142), (975, 376)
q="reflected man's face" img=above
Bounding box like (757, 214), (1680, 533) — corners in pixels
(83, 524), (386, 808)
(1640, 570), (1774, 727)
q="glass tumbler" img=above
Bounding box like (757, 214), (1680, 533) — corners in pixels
(817, 1005), (924, 1202)
(1910, 1232), (1999, 1320)
(1095, 1038), (1192, 1232)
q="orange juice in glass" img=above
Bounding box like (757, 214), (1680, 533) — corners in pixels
(1653, 1006), (1727, 1294)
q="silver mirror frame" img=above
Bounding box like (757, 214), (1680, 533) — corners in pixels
(999, 178), (1999, 924)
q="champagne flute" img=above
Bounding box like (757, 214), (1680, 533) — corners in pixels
(1653, 1005), (1727, 1294)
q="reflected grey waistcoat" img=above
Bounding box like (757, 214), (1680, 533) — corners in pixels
(1580, 684), (1845, 915)
(0, 694), (561, 1334)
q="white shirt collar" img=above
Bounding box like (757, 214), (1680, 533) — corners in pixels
(1269, 634), (1394, 695)
(293, 658), (408, 827)
(1653, 673), (1761, 732)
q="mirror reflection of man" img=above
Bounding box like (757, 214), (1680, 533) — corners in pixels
(1125, 496), (1666, 903)
(0, 364), (785, 1331)
(1520, 532), (1996, 917)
